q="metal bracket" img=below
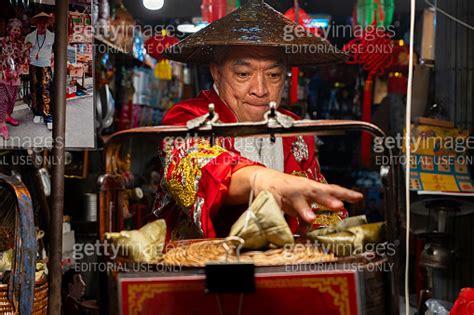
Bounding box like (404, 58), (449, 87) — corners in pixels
(186, 103), (220, 130)
(264, 102), (294, 128)
(186, 102), (294, 131)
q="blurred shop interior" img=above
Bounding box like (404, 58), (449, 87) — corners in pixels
(0, 0), (473, 314)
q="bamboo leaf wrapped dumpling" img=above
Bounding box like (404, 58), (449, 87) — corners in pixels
(105, 219), (167, 263)
(229, 191), (294, 250)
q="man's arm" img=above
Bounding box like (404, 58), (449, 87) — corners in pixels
(227, 166), (362, 223)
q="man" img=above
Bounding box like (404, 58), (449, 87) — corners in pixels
(154, 0), (363, 240)
(62, 269), (98, 315)
(25, 12), (55, 130)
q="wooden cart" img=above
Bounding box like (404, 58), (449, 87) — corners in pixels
(98, 111), (400, 315)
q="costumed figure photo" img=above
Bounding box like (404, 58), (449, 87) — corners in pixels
(0, 18), (28, 140)
(25, 12), (55, 130)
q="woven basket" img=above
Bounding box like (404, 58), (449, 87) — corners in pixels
(162, 239), (337, 267)
(0, 275), (48, 315)
(0, 176), (46, 315)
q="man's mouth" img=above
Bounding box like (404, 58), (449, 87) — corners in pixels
(244, 103), (269, 108)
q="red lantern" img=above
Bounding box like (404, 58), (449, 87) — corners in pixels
(201, 0), (212, 23)
(145, 34), (179, 61)
(202, 0), (227, 23)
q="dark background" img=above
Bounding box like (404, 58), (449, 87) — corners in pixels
(123, 0), (426, 23)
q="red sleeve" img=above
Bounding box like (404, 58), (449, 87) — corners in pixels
(158, 102), (259, 238)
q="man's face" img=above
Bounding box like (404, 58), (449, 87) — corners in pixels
(210, 46), (287, 122)
(68, 274), (86, 300)
(35, 19), (48, 33)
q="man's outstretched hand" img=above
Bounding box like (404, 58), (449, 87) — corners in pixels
(227, 166), (363, 224)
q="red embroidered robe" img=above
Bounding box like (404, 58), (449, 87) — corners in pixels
(154, 88), (344, 240)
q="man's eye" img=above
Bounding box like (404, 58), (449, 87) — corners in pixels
(269, 73), (282, 79)
(238, 72), (249, 78)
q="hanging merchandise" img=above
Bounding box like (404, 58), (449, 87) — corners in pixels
(132, 67), (152, 105)
(353, 0), (395, 28)
(95, 53), (115, 132)
(117, 66), (136, 130)
(202, 0), (227, 23)
(108, 1), (135, 52)
(133, 29), (145, 62)
(98, 0), (110, 37)
(201, 0), (211, 22)
(154, 59), (172, 81)
(211, 0), (227, 22)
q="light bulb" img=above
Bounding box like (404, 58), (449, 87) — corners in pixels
(143, 0), (164, 10)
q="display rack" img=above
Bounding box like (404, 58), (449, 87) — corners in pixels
(94, 35), (156, 69)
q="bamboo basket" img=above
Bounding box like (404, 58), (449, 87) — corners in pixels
(0, 174), (45, 314)
(0, 276), (48, 315)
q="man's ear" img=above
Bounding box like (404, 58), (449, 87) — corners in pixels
(209, 63), (220, 86)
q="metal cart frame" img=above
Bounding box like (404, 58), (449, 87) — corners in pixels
(99, 110), (400, 314)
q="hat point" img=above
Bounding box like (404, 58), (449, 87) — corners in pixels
(245, 0), (264, 5)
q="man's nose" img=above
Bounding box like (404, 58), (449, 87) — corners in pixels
(249, 73), (269, 98)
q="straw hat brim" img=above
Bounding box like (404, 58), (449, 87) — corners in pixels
(31, 12), (52, 23)
(164, 0), (347, 66)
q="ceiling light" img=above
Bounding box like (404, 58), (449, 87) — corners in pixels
(177, 23), (208, 34)
(143, 0), (164, 11)
(177, 24), (196, 33)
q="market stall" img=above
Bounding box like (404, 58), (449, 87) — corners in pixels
(97, 114), (400, 314)
(0, 0), (474, 314)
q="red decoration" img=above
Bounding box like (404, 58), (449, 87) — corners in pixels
(284, 7), (311, 26)
(145, 34), (179, 61)
(284, 7), (322, 37)
(343, 25), (393, 167)
(451, 288), (474, 315)
(202, 0), (227, 23)
(290, 67), (299, 104)
(119, 272), (361, 315)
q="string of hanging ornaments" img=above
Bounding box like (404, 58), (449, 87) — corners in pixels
(343, 0), (395, 167)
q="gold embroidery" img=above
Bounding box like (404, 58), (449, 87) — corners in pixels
(166, 142), (226, 208)
(291, 170), (308, 178)
(313, 211), (343, 226)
